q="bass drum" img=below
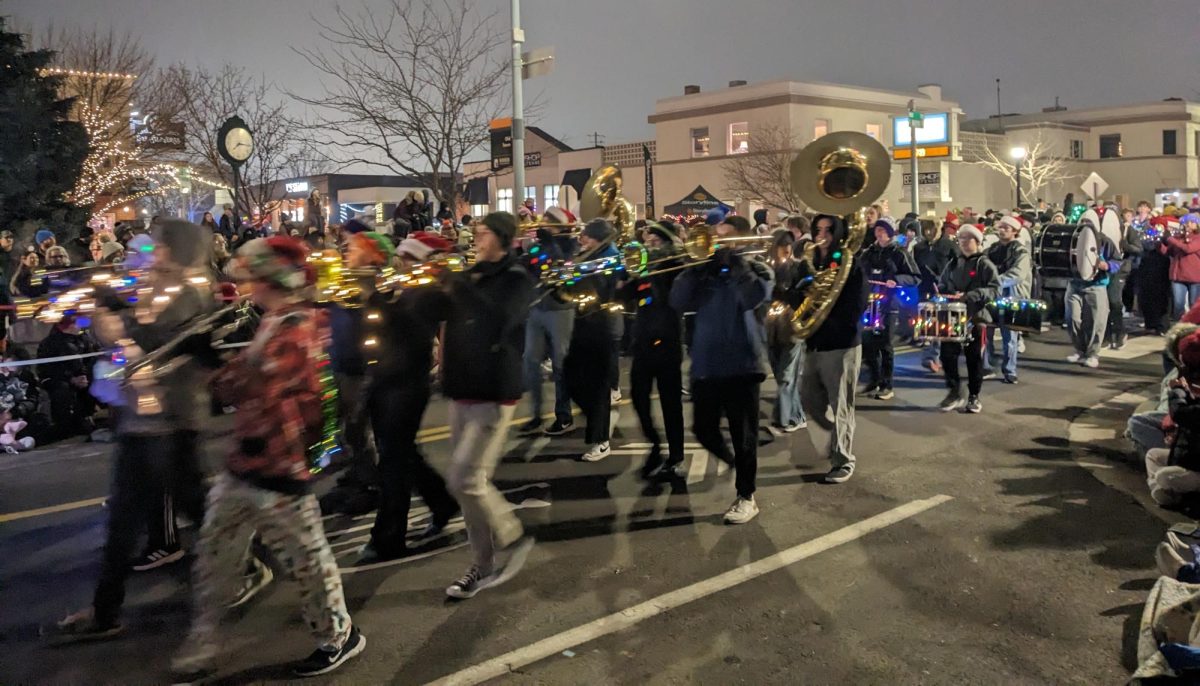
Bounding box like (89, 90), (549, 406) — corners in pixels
(1035, 223), (1100, 281)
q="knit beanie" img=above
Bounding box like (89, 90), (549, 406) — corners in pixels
(705, 207), (729, 226)
(349, 231), (395, 266)
(956, 225), (984, 244)
(582, 218), (615, 243)
(753, 208), (769, 226)
(99, 241), (124, 262)
(481, 211), (517, 246)
(235, 236), (313, 292)
(35, 229), (54, 245)
(872, 218), (896, 237)
(645, 221), (681, 247)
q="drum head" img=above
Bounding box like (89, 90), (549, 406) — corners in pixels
(1099, 207), (1123, 247)
(1073, 224), (1099, 280)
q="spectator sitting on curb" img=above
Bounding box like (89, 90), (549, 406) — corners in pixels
(1145, 323), (1200, 510)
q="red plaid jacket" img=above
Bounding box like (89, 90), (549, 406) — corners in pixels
(214, 304), (328, 494)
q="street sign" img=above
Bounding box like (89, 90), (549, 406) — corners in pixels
(1081, 172), (1108, 200)
(521, 46), (555, 80)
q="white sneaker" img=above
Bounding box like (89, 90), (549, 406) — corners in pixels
(581, 441), (611, 462)
(1066, 353), (1081, 363)
(610, 389), (622, 404)
(1018, 338), (1026, 353)
(1085, 356), (1100, 368)
(723, 496), (759, 525)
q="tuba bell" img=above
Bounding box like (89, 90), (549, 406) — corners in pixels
(787, 131), (892, 339)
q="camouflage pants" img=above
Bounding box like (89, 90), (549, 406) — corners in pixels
(180, 473), (351, 662)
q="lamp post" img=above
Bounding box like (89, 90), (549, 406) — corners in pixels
(1010, 146), (1026, 208)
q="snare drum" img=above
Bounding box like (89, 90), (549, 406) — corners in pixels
(988, 298), (1046, 333)
(913, 299), (969, 343)
(860, 287), (888, 332)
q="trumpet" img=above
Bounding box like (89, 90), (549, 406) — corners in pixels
(309, 251), (466, 308)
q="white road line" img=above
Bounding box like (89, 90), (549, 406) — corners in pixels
(424, 494), (954, 686)
(1099, 335), (1164, 360)
(686, 451), (708, 485)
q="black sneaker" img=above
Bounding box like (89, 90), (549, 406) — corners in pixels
(293, 625), (366, 677)
(131, 547), (185, 571)
(516, 418), (542, 435)
(965, 395), (982, 414)
(651, 458), (686, 481)
(938, 390), (965, 412)
(639, 446), (664, 480)
(47, 608), (123, 645)
(356, 541), (408, 566)
(1002, 375), (1019, 385)
(446, 565), (490, 599)
(542, 418), (575, 436)
(1115, 335), (1128, 350)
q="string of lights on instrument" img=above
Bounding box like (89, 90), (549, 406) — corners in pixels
(912, 297), (969, 342)
(987, 297), (1047, 333)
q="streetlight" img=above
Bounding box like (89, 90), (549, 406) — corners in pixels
(1010, 146), (1026, 208)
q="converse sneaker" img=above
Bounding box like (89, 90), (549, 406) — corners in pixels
(723, 496), (759, 525)
(1085, 356), (1100, 368)
(542, 418), (575, 436)
(938, 390), (965, 412)
(823, 463), (855, 484)
(446, 565), (491, 599)
(1066, 353), (1081, 363)
(228, 557), (274, 608)
(293, 625), (366, 677)
(581, 441), (611, 462)
(874, 387), (895, 400)
(965, 395), (982, 414)
(131, 547), (185, 572)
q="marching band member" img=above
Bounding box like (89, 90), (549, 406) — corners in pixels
(765, 231), (808, 433)
(563, 218), (621, 462)
(172, 235), (364, 680)
(857, 218), (918, 400)
(518, 206), (578, 437)
(616, 220), (687, 479)
(936, 226), (1000, 413)
(1106, 210), (1144, 350)
(428, 212), (536, 599)
(784, 214), (868, 484)
(1164, 213), (1200, 322)
(670, 215), (773, 523)
(982, 215), (1032, 384)
(1068, 218), (1122, 369)
(352, 231), (460, 565)
(914, 219), (954, 373)
(52, 220), (215, 643)
(1135, 203), (1171, 335)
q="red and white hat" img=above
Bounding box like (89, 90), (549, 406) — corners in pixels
(397, 230), (453, 260)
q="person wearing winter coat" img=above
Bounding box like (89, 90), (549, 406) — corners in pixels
(1163, 213), (1200, 320)
(1145, 324), (1200, 509)
(857, 218), (918, 400)
(982, 215), (1032, 383)
(913, 219), (955, 373)
(1107, 210), (1144, 349)
(37, 316), (100, 440)
(935, 226), (1000, 413)
(1069, 219), (1122, 369)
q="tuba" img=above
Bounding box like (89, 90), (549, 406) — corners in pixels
(788, 131), (892, 339)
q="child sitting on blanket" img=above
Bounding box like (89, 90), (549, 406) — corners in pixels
(1146, 324), (1200, 508)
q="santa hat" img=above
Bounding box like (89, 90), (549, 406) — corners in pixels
(944, 211), (959, 227)
(956, 225), (984, 244)
(542, 206), (576, 227)
(397, 230), (453, 260)
(997, 215), (1023, 233)
(348, 231), (395, 267)
(235, 236), (313, 292)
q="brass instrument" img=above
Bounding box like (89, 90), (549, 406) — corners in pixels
(111, 300), (256, 381)
(309, 250), (466, 308)
(634, 225), (772, 277)
(12, 266), (148, 322)
(787, 130), (892, 338)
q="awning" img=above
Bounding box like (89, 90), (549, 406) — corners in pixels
(662, 185), (731, 217)
(562, 169), (591, 197)
(465, 177), (489, 204)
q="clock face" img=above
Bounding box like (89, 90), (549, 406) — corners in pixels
(224, 127), (253, 162)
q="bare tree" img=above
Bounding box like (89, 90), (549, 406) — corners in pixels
(969, 127), (1077, 203)
(292, 0), (511, 206)
(721, 123), (806, 213)
(157, 64), (312, 216)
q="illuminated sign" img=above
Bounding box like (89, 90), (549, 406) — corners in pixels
(285, 181), (310, 194)
(893, 145), (951, 160)
(893, 112), (949, 146)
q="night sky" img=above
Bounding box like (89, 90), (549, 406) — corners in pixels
(9, 0), (1199, 150)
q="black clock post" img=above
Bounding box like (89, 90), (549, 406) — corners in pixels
(216, 115), (254, 232)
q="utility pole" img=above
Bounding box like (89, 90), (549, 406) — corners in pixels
(590, 131), (604, 147)
(907, 100), (921, 217)
(995, 78), (1003, 133)
(510, 0), (525, 210)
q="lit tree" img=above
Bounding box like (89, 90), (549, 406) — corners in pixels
(970, 127), (1077, 205)
(721, 123), (806, 213)
(292, 0), (513, 207)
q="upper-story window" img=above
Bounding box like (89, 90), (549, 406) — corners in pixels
(1163, 129), (1178, 155)
(865, 123), (882, 141)
(1070, 139), (1083, 159)
(691, 127), (710, 157)
(1099, 134), (1123, 159)
(814, 118), (830, 139)
(728, 122), (750, 154)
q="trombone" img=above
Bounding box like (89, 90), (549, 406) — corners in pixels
(633, 226), (773, 277)
(309, 250), (466, 308)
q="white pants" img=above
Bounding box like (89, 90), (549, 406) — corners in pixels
(446, 402), (521, 573)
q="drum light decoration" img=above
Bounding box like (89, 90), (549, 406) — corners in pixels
(988, 298), (1047, 333)
(308, 343), (340, 474)
(913, 298), (970, 342)
(861, 289), (887, 331)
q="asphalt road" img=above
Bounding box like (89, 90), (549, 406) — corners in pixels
(0, 325), (1172, 685)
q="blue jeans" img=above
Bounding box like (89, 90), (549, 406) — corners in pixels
(982, 326), (1019, 378)
(523, 307), (575, 423)
(767, 341), (805, 427)
(1172, 282), (1200, 320)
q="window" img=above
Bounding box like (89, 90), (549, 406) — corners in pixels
(728, 122), (749, 154)
(813, 118), (830, 139)
(865, 123), (882, 141)
(543, 184), (560, 208)
(469, 204), (488, 219)
(1164, 129), (1178, 155)
(690, 127), (710, 157)
(1195, 131), (1200, 157)
(1070, 139), (1083, 159)
(524, 186), (536, 208)
(1099, 134), (1123, 159)
(497, 187), (513, 213)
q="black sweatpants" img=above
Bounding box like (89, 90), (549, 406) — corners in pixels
(940, 327), (985, 397)
(691, 375), (761, 499)
(1106, 272), (1128, 343)
(861, 312), (897, 389)
(94, 433), (206, 626)
(145, 430), (203, 551)
(368, 382), (457, 555)
(630, 344), (685, 463)
(565, 314), (615, 444)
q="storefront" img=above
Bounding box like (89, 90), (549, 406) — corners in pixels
(258, 173), (446, 229)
